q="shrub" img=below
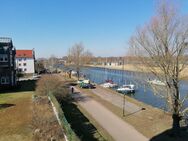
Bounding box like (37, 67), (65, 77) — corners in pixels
(36, 74), (67, 96)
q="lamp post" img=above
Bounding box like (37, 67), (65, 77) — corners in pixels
(123, 94), (126, 116)
(122, 57), (125, 117)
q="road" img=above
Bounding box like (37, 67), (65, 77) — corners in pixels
(72, 87), (148, 141)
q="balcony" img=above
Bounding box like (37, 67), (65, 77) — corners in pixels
(0, 62), (9, 67)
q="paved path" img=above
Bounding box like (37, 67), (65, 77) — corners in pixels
(72, 88), (148, 141)
(91, 86), (141, 113)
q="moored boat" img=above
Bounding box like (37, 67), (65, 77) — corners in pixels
(148, 79), (166, 86)
(100, 80), (118, 88)
(117, 84), (135, 94)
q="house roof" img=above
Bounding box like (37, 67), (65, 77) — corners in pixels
(16, 50), (34, 58)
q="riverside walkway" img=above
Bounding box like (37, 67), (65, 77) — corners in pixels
(91, 86), (142, 113)
(72, 87), (148, 141)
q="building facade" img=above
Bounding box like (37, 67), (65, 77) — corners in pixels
(0, 37), (17, 87)
(16, 50), (35, 74)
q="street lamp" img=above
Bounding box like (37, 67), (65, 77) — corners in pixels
(123, 94), (126, 116)
(122, 57), (126, 117)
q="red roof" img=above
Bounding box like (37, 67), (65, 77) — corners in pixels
(16, 50), (34, 58)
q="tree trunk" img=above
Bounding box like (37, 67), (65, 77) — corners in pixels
(172, 114), (181, 136)
(171, 80), (181, 136)
(77, 70), (80, 80)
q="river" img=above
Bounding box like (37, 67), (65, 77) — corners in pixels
(60, 65), (188, 111)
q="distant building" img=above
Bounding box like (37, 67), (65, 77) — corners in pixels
(16, 49), (35, 74)
(0, 37), (17, 87)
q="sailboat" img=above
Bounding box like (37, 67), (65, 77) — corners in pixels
(116, 57), (135, 94)
(100, 57), (118, 88)
(117, 84), (135, 93)
(147, 79), (166, 86)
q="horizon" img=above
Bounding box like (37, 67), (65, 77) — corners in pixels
(1, 0), (188, 58)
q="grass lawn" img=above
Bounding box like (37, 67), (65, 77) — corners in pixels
(0, 80), (35, 141)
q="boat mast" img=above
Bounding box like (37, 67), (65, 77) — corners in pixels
(121, 57), (124, 84)
(122, 56), (126, 117)
(105, 57), (108, 81)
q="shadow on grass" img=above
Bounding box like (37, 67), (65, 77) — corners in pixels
(71, 92), (92, 103)
(0, 80), (36, 94)
(0, 103), (15, 110)
(60, 99), (103, 141)
(150, 127), (188, 141)
(124, 107), (146, 117)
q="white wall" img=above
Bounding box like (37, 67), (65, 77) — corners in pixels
(16, 58), (35, 74)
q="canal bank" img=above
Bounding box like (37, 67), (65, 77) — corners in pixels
(72, 86), (148, 141)
(65, 76), (172, 139)
(59, 73), (172, 138)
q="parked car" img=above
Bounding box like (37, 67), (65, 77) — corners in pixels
(77, 80), (84, 84)
(77, 79), (90, 85)
(79, 82), (96, 89)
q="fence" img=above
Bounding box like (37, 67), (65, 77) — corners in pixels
(48, 93), (80, 141)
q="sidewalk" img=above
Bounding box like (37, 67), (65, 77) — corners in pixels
(72, 87), (148, 141)
(91, 86), (141, 113)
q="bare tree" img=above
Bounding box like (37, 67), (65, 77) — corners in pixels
(36, 75), (62, 96)
(67, 48), (72, 65)
(69, 43), (85, 80)
(129, 1), (188, 135)
(35, 59), (45, 74)
(82, 49), (93, 65)
(49, 55), (58, 68)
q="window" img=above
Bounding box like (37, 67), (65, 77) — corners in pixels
(19, 58), (22, 61)
(24, 68), (27, 71)
(24, 58), (26, 61)
(0, 54), (8, 62)
(1, 77), (9, 84)
(1, 77), (5, 84)
(23, 63), (27, 66)
(18, 68), (22, 72)
(19, 63), (21, 66)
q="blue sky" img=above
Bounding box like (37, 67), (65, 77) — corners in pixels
(0, 0), (188, 58)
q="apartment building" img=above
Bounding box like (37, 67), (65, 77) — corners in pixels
(16, 50), (35, 74)
(0, 37), (17, 87)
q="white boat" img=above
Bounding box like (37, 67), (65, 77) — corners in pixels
(117, 84), (135, 93)
(101, 82), (118, 88)
(148, 79), (166, 86)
